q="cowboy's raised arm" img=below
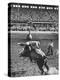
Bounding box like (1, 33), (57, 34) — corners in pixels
(17, 42), (26, 46)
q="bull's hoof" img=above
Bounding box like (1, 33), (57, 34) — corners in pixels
(44, 72), (49, 75)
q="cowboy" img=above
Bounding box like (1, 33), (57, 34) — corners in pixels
(30, 41), (49, 74)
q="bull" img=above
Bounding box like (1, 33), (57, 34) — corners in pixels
(17, 41), (49, 75)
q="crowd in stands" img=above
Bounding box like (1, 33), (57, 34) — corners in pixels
(9, 23), (58, 32)
(9, 6), (58, 32)
(10, 8), (58, 22)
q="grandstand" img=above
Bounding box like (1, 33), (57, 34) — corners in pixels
(8, 3), (58, 32)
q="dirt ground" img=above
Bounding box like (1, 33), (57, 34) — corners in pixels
(9, 32), (58, 77)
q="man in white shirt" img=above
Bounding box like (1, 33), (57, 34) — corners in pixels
(26, 29), (32, 40)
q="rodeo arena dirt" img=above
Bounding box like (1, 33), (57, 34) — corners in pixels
(8, 3), (59, 77)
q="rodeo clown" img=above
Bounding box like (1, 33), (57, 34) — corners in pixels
(47, 40), (54, 56)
